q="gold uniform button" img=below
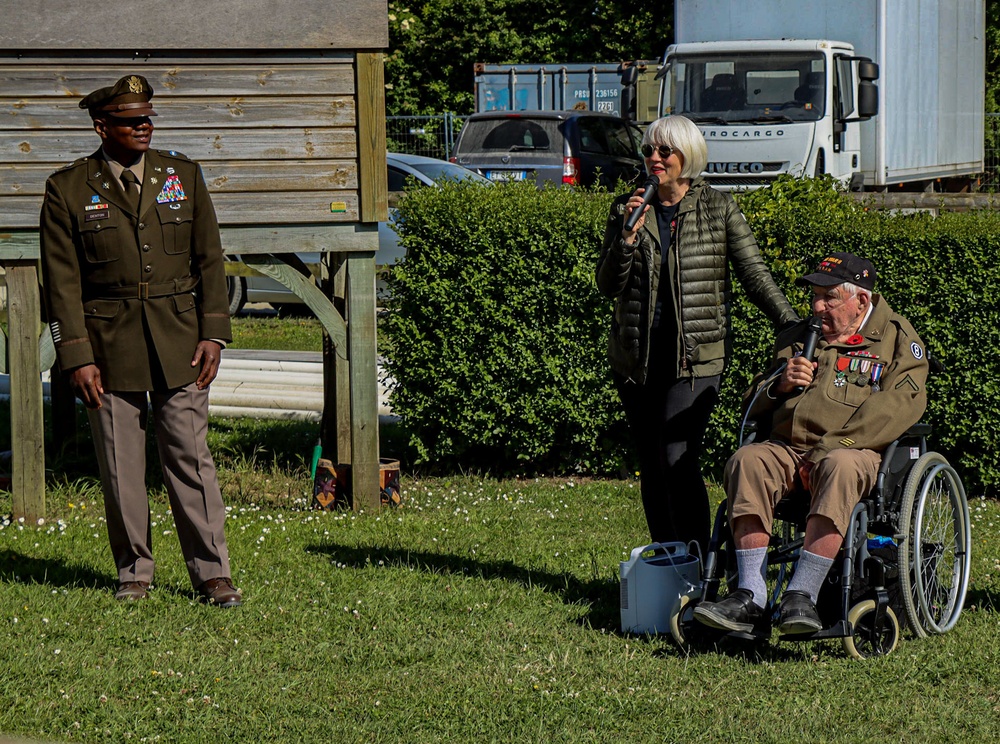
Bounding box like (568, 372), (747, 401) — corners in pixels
(138, 222), (145, 230)
(142, 245), (151, 252)
(144, 265), (152, 273)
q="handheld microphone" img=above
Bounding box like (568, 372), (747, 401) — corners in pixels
(622, 175), (661, 233)
(795, 316), (824, 392)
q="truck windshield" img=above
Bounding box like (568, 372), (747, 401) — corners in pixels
(662, 52), (826, 123)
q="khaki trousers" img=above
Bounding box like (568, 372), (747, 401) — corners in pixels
(724, 441), (882, 536)
(87, 383), (231, 587)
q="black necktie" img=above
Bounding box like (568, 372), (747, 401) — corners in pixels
(120, 169), (140, 211)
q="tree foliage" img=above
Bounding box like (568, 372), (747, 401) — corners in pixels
(386, 1), (669, 116)
(387, 2), (1000, 121)
(988, 0), (1000, 113)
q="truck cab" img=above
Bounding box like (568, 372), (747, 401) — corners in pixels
(656, 39), (878, 189)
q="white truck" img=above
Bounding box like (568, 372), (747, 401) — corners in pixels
(625, 0), (985, 190)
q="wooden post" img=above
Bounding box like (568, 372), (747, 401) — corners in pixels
(321, 253), (352, 464)
(346, 252), (379, 511)
(347, 50), (387, 510)
(6, 262), (45, 522)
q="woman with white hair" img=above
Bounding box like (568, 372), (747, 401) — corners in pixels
(596, 114), (797, 554)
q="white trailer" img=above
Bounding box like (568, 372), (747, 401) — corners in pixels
(653, 0), (984, 189)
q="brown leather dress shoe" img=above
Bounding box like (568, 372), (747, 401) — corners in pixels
(114, 581), (150, 601)
(197, 577), (243, 608)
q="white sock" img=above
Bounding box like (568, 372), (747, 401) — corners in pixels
(735, 547), (768, 609)
(786, 549), (835, 603)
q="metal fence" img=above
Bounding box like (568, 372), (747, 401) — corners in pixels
(386, 113), (462, 160)
(983, 113), (1000, 191)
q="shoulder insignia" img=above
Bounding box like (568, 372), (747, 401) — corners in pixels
(53, 158), (88, 174)
(157, 148), (191, 161)
(839, 437), (856, 447)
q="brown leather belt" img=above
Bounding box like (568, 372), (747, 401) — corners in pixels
(91, 275), (200, 300)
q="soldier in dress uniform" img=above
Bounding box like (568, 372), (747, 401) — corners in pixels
(39, 74), (242, 607)
(692, 252), (928, 635)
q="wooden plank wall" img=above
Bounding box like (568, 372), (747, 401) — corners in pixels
(0, 0), (389, 51)
(0, 54), (370, 231)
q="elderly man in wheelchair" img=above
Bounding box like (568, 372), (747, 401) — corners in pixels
(693, 252), (929, 637)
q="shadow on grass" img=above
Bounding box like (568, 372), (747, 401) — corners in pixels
(0, 548), (211, 601)
(966, 587), (999, 613)
(307, 542), (621, 632)
(0, 548), (113, 592)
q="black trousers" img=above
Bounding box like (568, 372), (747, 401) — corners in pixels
(614, 362), (720, 556)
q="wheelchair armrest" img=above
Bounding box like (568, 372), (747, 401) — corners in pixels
(905, 423), (932, 438)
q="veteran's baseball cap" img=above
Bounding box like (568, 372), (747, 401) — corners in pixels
(796, 252), (876, 291)
(80, 75), (157, 118)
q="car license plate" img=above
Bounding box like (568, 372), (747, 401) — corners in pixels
(486, 170), (526, 182)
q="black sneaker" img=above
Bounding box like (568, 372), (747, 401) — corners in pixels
(777, 590), (822, 634)
(692, 588), (765, 633)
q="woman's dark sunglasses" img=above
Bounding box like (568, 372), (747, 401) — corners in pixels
(641, 144), (674, 159)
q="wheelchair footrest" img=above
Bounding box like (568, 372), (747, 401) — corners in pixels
(725, 627), (772, 643)
(778, 620), (851, 641)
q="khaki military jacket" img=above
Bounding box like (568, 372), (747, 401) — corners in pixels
(747, 295), (928, 464)
(40, 149), (232, 391)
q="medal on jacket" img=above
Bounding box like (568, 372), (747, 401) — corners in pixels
(835, 356), (850, 387)
(847, 357), (861, 384)
(156, 174), (187, 203)
(856, 359), (872, 386)
(871, 362), (885, 392)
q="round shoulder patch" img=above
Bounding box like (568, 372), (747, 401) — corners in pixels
(158, 148), (191, 161)
(911, 342), (924, 359)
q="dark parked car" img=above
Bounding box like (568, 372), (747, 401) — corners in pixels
(450, 110), (645, 188)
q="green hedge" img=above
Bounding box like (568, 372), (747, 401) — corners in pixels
(382, 180), (626, 474)
(384, 176), (1000, 494)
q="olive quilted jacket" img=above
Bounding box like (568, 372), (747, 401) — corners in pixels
(596, 178), (797, 383)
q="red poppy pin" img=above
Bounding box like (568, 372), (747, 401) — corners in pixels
(846, 334), (864, 345)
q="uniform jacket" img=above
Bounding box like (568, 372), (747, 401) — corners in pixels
(40, 149), (232, 391)
(596, 178), (797, 383)
(747, 295), (928, 465)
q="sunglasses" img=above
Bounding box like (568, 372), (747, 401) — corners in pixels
(104, 115), (153, 128)
(641, 144), (675, 159)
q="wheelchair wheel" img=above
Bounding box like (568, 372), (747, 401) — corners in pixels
(669, 594), (694, 647)
(898, 452), (971, 637)
(842, 600), (900, 659)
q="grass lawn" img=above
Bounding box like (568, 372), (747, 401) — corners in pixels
(2, 435), (1000, 742)
(229, 313), (324, 352)
(3, 318), (998, 741)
